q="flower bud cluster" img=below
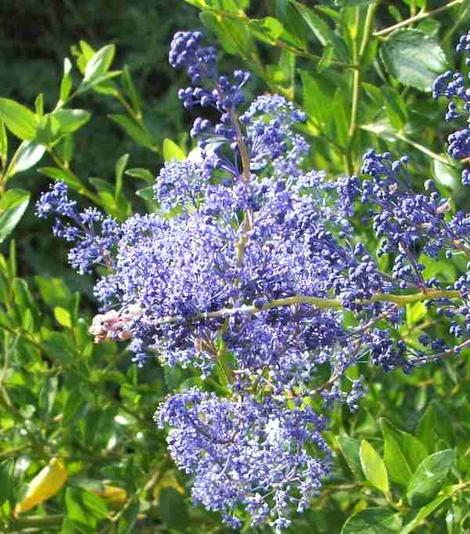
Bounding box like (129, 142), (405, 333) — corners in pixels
(432, 31), (470, 185)
(36, 182), (120, 274)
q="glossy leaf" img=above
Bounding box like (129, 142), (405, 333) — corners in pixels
(83, 44), (116, 82)
(380, 29), (447, 92)
(401, 493), (450, 534)
(406, 449), (455, 506)
(0, 189), (30, 244)
(337, 435), (363, 479)
(0, 117), (7, 164)
(341, 507), (402, 533)
(53, 109), (91, 135)
(122, 65), (141, 114)
(59, 58), (73, 103)
(163, 138), (186, 161)
(249, 17), (285, 45)
(380, 418), (427, 487)
(294, 2), (348, 61)
(125, 167), (154, 182)
(115, 153), (129, 198)
(359, 440), (389, 494)
(9, 141), (46, 175)
(0, 98), (37, 140)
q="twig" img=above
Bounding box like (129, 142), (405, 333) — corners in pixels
(373, 0), (464, 37)
(152, 289), (463, 326)
(346, 2), (378, 174)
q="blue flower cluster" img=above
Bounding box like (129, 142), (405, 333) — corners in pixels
(157, 389), (329, 530)
(37, 31), (470, 531)
(433, 31), (470, 185)
(36, 182), (120, 274)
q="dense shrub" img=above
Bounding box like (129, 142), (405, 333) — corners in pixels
(0, 1), (469, 533)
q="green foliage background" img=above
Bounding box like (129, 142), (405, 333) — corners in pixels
(0, 1), (469, 533)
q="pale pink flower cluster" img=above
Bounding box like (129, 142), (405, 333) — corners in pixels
(89, 305), (141, 343)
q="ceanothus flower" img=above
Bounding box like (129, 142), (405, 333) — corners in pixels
(36, 182), (121, 274)
(37, 29), (470, 531)
(156, 389), (330, 531)
(433, 31), (470, 184)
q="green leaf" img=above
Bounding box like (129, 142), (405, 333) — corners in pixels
(0, 189), (30, 243)
(77, 71), (121, 94)
(335, 0), (375, 5)
(360, 440), (389, 494)
(9, 141), (46, 175)
(162, 139), (186, 161)
(380, 418), (427, 487)
(333, 90), (349, 148)
(0, 98), (38, 140)
(12, 278), (40, 322)
(38, 166), (83, 190)
(57, 135), (74, 164)
(54, 307), (72, 328)
(115, 153), (129, 199)
(249, 17), (285, 44)
(380, 29), (447, 92)
(122, 66), (141, 115)
(294, 2), (349, 61)
(35, 94), (44, 117)
(293, 2), (331, 46)
(0, 460), (14, 505)
(381, 422), (412, 486)
(275, 0), (310, 46)
(200, 11), (254, 59)
(52, 109), (91, 135)
(341, 507), (402, 533)
(301, 70), (336, 134)
(363, 83), (384, 106)
(36, 114), (61, 144)
(65, 487), (96, 531)
(35, 276), (72, 308)
(89, 177), (114, 196)
(406, 449), (455, 506)
(59, 58), (73, 103)
(73, 40), (96, 74)
(83, 44), (115, 82)
(81, 490), (108, 519)
(406, 302), (427, 326)
(417, 401), (454, 451)
(0, 117), (7, 164)
(402, 0), (425, 7)
(401, 494), (449, 534)
(337, 435), (363, 479)
(185, 0), (208, 7)
(117, 501), (140, 534)
(136, 186), (154, 200)
(158, 488), (188, 529)
(382, 87), (408, 131)
(109, 114), (155, 149)
(125, 168), (154, 182)
(433, 159), (460, 189)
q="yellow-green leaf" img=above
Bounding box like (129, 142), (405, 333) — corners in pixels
(14, 458), (68, 515)
(0, 98), (38, 140)
(163, 138), (186, 161)
(360, 440), (389, 494)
